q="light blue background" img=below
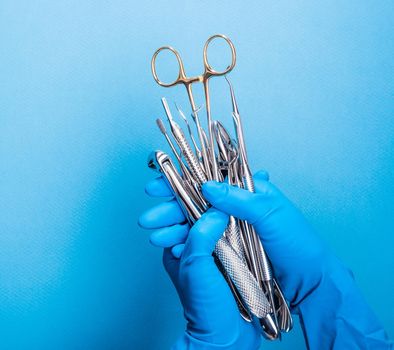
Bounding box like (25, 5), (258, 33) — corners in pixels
(0, 1), (393, 349)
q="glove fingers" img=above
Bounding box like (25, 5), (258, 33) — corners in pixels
(182, 208), (229, 260)
(253, 169), (269, 182)
(138, 199), (186, 229)
(149, 224), (189, 248)
(253, 171), (276, 196)
(145, 176), (173, 197)
(171, 243), (185, 258)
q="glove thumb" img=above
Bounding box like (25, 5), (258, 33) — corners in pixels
(201, 173), (274, 225)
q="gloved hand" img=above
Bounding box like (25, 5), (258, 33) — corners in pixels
(139, 170), (392, 350)
(139, 178), (262, 349)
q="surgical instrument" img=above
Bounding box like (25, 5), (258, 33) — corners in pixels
(226, 78), (293, 333)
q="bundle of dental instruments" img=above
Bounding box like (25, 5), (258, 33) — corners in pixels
(147, 34), (293, 340)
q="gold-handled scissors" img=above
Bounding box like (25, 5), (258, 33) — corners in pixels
(151, 34), (236, 180)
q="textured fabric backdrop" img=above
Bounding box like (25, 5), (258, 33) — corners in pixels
(0, 1), (393, 349)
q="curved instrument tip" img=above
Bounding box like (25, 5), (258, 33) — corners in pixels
(225, 76), (239, 115)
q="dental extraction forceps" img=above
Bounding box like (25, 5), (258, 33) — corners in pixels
(151, 34), (236, 181)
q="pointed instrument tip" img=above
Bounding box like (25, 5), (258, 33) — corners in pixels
(174, 102), (187, 122)
(225, 76), (239, 115)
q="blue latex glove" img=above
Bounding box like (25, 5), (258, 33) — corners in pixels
(139, 181), (262, 349)
(139, 170), (392, 349)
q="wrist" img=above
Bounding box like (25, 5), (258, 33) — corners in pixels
(293, 257), (392, 349)
(290, 254), (348, 310)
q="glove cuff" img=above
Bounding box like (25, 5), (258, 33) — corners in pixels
(294, 257), (392, 349)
